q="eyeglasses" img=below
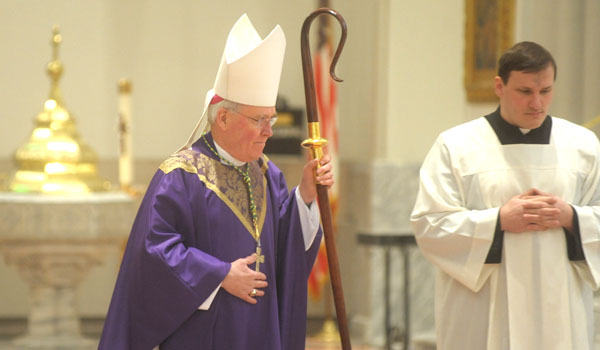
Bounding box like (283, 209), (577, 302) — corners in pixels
(231, 110), (278, 129)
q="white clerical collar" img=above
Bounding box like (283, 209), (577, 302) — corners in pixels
(519, 128), (531, 135)
(213, 140), (246, 167)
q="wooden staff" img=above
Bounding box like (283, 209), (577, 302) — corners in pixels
(300, 8), (350, 350)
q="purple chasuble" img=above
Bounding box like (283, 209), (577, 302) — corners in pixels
(98, 133), (322, 350)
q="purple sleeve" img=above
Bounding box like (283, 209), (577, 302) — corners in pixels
(99, 169), (230, 350)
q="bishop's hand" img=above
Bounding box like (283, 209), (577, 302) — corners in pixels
(222, 254), (268, 304)
(298, 154), (334, 204)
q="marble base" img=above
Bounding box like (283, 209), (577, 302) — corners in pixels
(0, 192), (134, 350)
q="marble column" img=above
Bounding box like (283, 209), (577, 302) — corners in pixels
(0, 192), (134, 350)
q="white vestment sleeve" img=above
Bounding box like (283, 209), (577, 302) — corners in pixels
(411, 135), (497, 292)
(570, 137), (600, 290)
(295, 187), (320, 251)
(197, 282), (221, 310)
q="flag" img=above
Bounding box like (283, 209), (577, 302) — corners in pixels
(308, 7), (340, 301)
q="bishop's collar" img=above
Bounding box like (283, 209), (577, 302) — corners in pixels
(214, 140), (246, 167)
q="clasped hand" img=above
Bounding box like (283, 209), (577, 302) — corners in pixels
(499, 188), (574, 233)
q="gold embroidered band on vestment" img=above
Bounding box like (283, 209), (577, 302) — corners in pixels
(159, 149), (269, 241)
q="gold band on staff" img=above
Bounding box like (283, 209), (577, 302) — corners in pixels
(301, 122), (328, 168)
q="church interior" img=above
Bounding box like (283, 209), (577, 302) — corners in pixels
(1, 0), (599, 349)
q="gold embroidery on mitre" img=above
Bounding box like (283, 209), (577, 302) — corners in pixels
(159, 150), (268, 241)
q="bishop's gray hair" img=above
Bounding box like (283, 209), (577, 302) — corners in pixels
(207, 99), (240, 125)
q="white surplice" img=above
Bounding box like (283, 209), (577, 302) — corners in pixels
(411, 116), (600, 350)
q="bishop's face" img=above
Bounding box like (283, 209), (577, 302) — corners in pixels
(494, 65), (555, 130)
(221, 104), (275, 162)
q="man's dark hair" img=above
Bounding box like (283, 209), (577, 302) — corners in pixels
(497, 41), (557, 83)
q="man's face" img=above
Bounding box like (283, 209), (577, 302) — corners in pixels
(494, 65), (555, 129)
(222, 104), (275, 162)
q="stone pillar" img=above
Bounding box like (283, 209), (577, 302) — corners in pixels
(0, 192), (134, 350)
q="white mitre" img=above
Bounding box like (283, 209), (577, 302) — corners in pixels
(178, 14), (286, 152)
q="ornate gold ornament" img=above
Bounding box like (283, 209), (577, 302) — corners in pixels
(10, 26), (109, 193)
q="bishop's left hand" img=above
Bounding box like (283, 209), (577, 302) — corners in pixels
(298, 154), (334, 204)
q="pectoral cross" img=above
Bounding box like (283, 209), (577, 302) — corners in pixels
(255, 246), (265, 272)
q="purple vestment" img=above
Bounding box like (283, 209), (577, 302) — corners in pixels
(99, 133), (322, 350)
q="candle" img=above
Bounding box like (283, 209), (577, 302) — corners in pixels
(118, 78), (133, 190)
